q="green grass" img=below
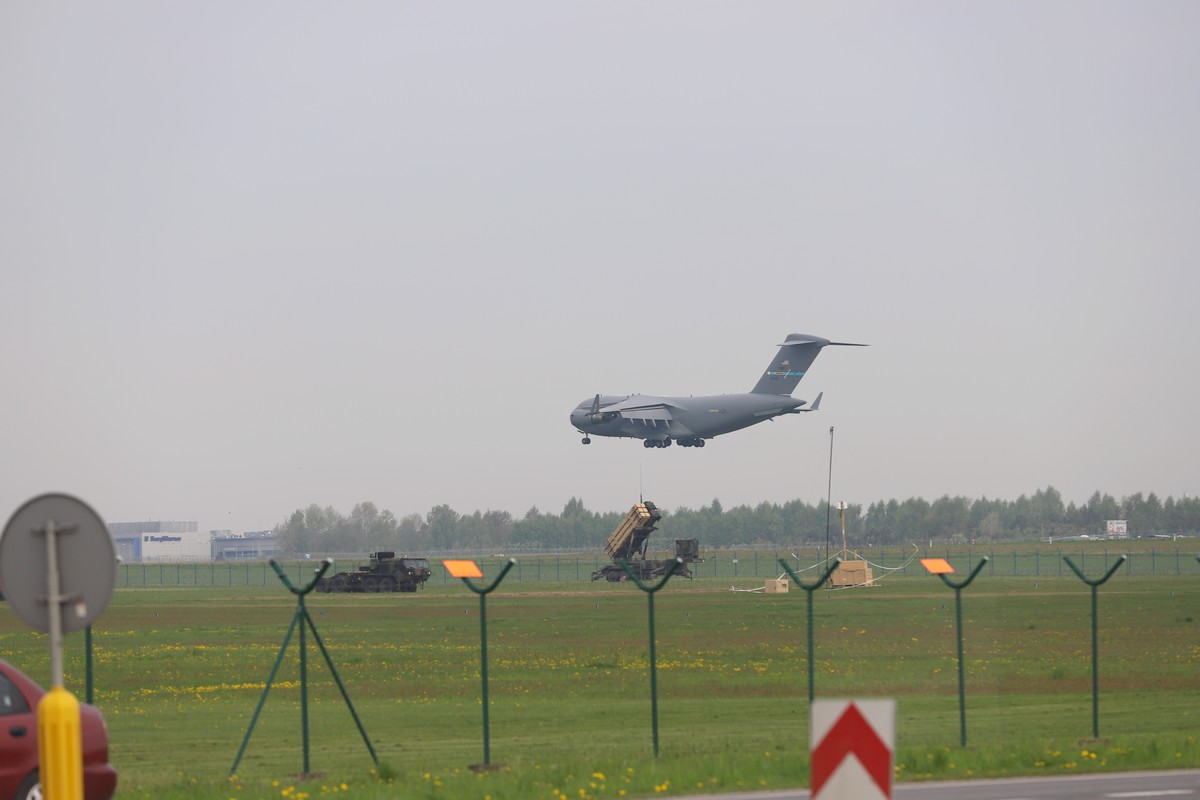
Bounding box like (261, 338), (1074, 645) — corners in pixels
(1, 570), (1197, 799)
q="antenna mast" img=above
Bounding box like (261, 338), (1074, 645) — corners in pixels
(825, 426), (834, 567)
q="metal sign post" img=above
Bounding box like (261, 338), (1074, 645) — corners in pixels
(921, 557), (988, 746)
(231, 559), (377, 777)
(444, 558), (516, 770)
(1063, 554), (1127, 739)
(620, 557), (682, 758)
(779, 557), (842, 703)
(1, 494), (116, 800)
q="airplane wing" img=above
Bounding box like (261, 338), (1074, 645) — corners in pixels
(597, 396), (685, 412)
(596, 396), (684, 422)
(615, 406), (674, 422)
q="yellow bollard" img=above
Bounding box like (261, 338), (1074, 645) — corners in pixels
(37, 685), (83, 800)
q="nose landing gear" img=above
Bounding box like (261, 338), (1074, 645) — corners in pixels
(581, 436), (592, 445)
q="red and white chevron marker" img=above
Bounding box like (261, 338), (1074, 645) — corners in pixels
(810, 699), (895, 800)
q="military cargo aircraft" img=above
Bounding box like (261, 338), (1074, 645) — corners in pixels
(570, 333), (864, 448)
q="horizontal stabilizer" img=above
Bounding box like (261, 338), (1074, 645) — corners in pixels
(786, 391), (823, 414)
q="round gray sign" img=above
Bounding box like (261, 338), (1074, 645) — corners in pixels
(0, 493), (116, 634)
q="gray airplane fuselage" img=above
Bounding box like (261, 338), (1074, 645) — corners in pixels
(570, 392), (806, 441)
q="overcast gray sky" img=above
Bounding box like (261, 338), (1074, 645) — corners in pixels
(2, 2), (1197, 534)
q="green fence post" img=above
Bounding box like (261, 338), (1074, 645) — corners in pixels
(1062, 554), (1127, 739)
(621, 557), (683, 758)
(449, 559), (516, 769)
(779, 557), (842, 704)
(231, 559), (377, 777)
(927, 557), (988, 746)
(85, 625), (94, 704)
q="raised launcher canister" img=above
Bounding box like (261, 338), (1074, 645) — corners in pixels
(592, 502), (697, 582)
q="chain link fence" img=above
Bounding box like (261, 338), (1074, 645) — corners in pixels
(117, 544), (1200, 587)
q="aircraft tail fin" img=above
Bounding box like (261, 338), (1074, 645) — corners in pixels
(751, 333), (866, 395)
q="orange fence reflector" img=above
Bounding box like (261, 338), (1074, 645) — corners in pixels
(443, 560), (484, 579)
(920, 558), (955, 574)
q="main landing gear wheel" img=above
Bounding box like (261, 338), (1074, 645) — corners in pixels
(643, 438), (672, 448)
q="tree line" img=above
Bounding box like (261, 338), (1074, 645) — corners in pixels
(273, 487), (1200, 555)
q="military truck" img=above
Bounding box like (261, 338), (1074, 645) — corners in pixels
(591, 501), (703, 582)
(316, 551), (431, 593)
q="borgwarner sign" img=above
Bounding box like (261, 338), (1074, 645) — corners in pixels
(138, 530), (210, 561)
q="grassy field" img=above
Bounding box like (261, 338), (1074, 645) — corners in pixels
(1, 560), (1197, 799)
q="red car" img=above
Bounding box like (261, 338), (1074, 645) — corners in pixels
(0, 659), (117, 800)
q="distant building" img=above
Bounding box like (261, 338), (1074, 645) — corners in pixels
(211, 531), (279, 561)
(108, 520), (209, 562)
(109, 522), (281, 562)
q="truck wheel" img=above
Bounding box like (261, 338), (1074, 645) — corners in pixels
(364, 576), (380, 593)
(379, 577), (396, 593)
(331, 576), (347, 592)
(315, 578), (330, 593)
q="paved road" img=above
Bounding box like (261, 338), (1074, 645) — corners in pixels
(668, 769), (1200, 800)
